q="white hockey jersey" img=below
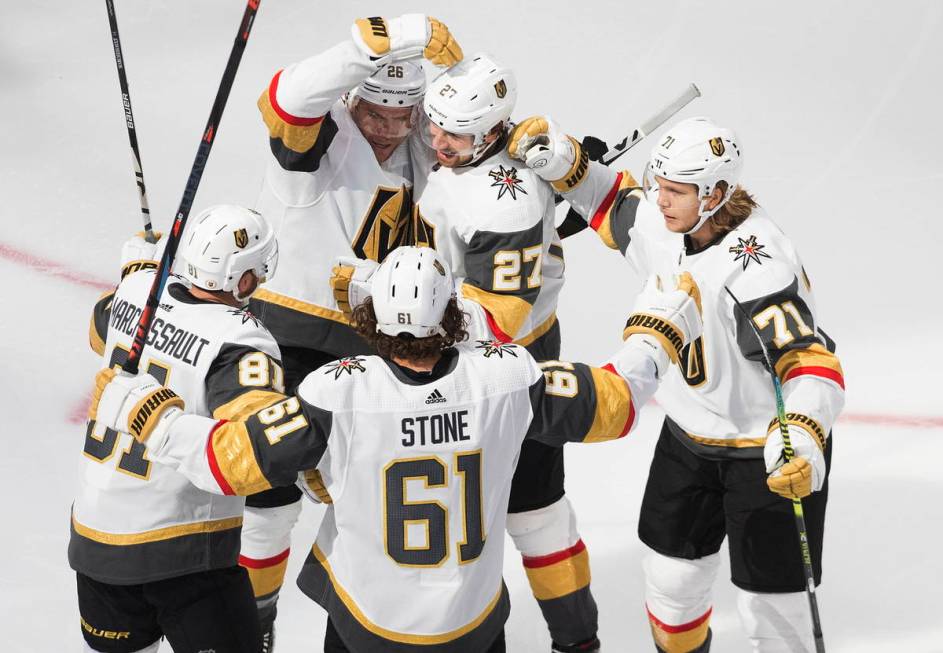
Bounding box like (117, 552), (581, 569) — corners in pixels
(252, 38), (436, 356)
(565, 167), (845, 458)
(414, 145), (565, 348)
(71, 270), (282, 584)
(133, 338), (663, 652)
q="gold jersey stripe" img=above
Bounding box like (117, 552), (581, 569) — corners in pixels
(213, 389), (286, 421)
(686, 433), (767, 448)
(253, 288), (350, 324)
(88, 315), (105, 356)
(523, 548), (591, 600)
(258, 82), (326, 154)
(460, 283), (533, 341)
(515, 313), (557, 347)
(72, 514), (242, 546)
(210, 422), (273, 496)
(591, 172), (639, 250)
(311, 543), (503, 644)
(584, 366), (633, 443)
(774, 343), (844, 382)
(244, 559), (290, 598)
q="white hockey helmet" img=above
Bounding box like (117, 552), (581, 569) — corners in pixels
(351, 60), (426, 109)
(421, 53), (517, 161)
(176, 205), (278, 303)
(643, 116), (744, 234)
(371, 246), (454, 338)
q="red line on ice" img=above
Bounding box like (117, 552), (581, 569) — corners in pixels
(0, 242), (111, 292)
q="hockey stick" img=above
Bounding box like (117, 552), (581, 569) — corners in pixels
(105, 0), (155, 243)
(557, 83), (701, 239)
(123, 0), (261, 375)
(724, 286), (826, 653)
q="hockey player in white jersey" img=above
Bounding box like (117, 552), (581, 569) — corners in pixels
(393, 54), (604, 652)
(510, 116), (845, 652)
(71, 205), (282, 653)
(89, 246), (703, 653)
(241, 15), (462, 644)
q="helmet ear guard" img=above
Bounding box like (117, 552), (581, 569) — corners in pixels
(644, 116), (743, 234)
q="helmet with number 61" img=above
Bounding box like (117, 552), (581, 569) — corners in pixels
(371, 246), (454, 338)
(176, 205), (278, 304)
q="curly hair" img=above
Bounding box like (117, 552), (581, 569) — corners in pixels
(712, 183), (758, 233)
(351, 297), (469, 361)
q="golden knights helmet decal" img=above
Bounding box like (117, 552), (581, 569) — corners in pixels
(709, 137), (725, 157)
(494, 79), (507, 99)
(234, 228), (249, 249)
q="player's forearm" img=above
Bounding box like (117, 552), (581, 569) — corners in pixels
(779, 374), (845, 445)
(143, 413), (237, 495)
(271, 40), (379, 119)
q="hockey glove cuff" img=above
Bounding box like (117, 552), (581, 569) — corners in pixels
(331, 256), (378, 317)
(508, 116), (588, 192)
(764, 419), (826, 499)
(623, 273), (702, 368)
(120, 231), (162, 280)
(90, 368), (185, 447)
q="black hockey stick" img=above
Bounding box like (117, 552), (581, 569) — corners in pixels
(123, 0), (261, 375)
(105, 0), (155, 243)
(724, 286), (826, 653)
(557, 83), (701, 239)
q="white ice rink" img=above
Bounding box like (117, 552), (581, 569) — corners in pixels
(3, 1), (943, 651)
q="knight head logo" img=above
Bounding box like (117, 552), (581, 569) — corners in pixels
(709, 137), (725, 157)
(494, 79), (507, 99)
(234, 228), (249, 249)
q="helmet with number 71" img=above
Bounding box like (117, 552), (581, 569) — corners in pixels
(643, 116), (743, 234)
(176, 205), (278, 303)
(371, 246), (455, 338)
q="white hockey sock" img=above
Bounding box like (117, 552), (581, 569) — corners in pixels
(737, 589), (814, 652)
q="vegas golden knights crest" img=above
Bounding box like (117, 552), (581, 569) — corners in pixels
(494, 79), (507, 99)
(234, 228), (249, 248)
(709, 137), (725, 157)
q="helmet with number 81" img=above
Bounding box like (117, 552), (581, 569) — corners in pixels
(176, 204), (278, 305)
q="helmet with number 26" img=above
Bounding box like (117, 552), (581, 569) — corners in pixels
(176, 205), (278, 304)
(643, 116), (743, 234)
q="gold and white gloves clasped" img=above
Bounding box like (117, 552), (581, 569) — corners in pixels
(330, 256), (379, 318)
(764, 421), (827, 499)
(351, 15), (463, 68)
(90, 368), (185, 450)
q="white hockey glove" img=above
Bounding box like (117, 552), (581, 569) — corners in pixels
(89, 368), (185, 448)
(764, 419), (827, 499)
(330, 256), (379, 317)
(507, 116), (589, 192)
(621, 272), (702, 378)
(120, 231), (162, 279)
(351, 15), (463, 67)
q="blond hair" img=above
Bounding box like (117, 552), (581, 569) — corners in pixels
(711, 183), (758, 232)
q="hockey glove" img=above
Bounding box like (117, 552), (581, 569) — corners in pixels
(351, 15), (463, 67)
(507, 116), (588, 193)
(622, 272), (702, 377)
(90, 368), (184, 447)
(120, 231), (162, 280)
(764, 418), (827, 499)
(330, 256), (379, 317)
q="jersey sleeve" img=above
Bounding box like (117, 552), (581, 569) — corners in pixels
(524, 360), (638, 446)
(731, 272), (845, 444)
(205, 340), (285, 422)
(146, 392), (333, 497)
(88, 289), (115, 356)
(457, 204), (546, 342)
(258, 39), (378, 173)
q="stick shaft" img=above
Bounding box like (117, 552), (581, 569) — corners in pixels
(123, 0), (261, 374)
(105, 0), (155, 243)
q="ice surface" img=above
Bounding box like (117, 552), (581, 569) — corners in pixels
(3, 1), (942, 650)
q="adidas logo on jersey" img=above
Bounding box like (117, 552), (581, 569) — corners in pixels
(425, 389), (447, 404)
